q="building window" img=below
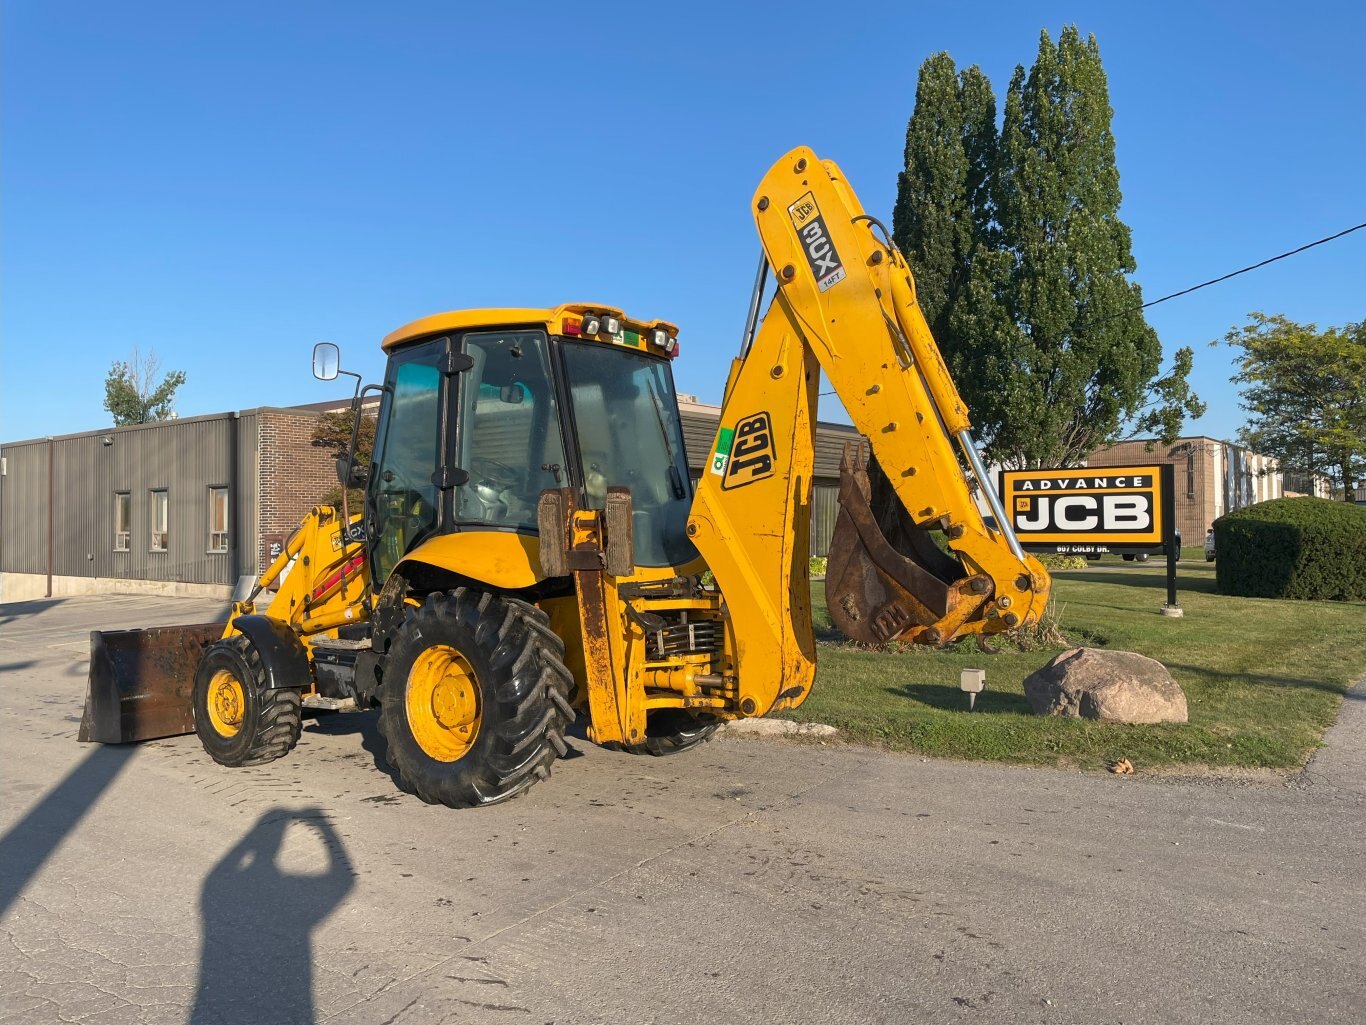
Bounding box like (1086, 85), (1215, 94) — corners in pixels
(150, 490), (168, 552)
(114, 492), (131, 552)
(208, 487), (229, 553)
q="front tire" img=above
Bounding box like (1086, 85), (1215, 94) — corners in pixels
(378, 589), (574, 808)
(193, 635), (303, 767)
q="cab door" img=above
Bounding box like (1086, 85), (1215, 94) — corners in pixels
(367, 337), (447, 585)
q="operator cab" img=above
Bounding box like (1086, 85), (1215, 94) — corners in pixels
(362, 305), (696, 585)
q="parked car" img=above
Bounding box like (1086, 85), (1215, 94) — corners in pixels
(1204, 527), (1216, 562)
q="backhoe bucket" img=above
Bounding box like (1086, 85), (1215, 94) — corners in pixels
(78, 624), (224, 744)
(824, 444), (975, 647)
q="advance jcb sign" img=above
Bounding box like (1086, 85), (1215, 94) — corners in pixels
(998, 464), (1174, 551)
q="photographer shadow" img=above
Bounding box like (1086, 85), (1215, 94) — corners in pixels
(191, 808), (355, 1025)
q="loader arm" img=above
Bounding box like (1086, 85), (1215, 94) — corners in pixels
(689, 146), (1051, 715)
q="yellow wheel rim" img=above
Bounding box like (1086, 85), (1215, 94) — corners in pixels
(206, 668), (245, 738)
(405, 644), (481, 762)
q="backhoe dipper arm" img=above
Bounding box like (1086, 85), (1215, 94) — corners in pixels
(688, 146), (1051, 719)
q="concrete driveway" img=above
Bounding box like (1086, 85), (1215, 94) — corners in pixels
(1, 595), (1362, 1024)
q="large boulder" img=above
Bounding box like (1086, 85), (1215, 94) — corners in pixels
(1024, 648), (1188, 724)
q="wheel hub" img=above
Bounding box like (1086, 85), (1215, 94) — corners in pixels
(431, 677), (477, 730)
(206, 669), (245, 738)
(406, 645), (481, 762)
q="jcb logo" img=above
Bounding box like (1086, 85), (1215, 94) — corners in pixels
(722, 412), (776, 490)
(789, 194), (819, 228)
(1013, 494), (1154, 533)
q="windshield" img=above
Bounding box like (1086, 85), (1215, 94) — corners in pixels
(455, 330), (568, 530)
(562, 342), (697, 568)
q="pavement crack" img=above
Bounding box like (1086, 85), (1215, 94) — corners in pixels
(375, 996), (419, 1025)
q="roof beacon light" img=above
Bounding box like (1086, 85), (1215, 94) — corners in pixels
(581, 314), (602, 336)
(562, 317), (582, 335)
(601, 315), (621, 336)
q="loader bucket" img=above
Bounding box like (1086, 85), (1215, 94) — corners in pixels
(824, 444), (973, 647)
(78, 623), (225, 744)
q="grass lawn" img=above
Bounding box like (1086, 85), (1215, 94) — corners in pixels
(785, 557), (1366, 772)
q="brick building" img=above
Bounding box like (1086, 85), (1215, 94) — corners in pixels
(1085, 436), (1288, 542)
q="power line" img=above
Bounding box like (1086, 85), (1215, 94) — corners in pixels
(1095, 219), (1366, 325)
(814, 219), (1366, 396)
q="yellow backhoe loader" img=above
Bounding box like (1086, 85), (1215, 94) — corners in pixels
(79, 146), (1050, 807)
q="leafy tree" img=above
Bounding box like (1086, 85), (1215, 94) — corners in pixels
(1223, 313), (1366, 501)
(894, 28), (1203, 469)
(103, 346), (187, 425)
(892, 53), (996, 352)
(311, 406), (377, 509)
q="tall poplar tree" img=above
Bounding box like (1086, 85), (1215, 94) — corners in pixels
(892, 53), (996, 358)
(895, 27), (1202, 468)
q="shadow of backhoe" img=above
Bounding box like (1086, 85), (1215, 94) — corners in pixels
(191, 808), (355, 1025)
(0, 598), (67, 628)
(0, 745), (137, 920)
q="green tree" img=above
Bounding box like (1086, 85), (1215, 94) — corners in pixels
(892, 53), (997, 355)
(311, 406), (377, 509)
(103, 346), (187, 425)
(1224, 313), (1366, 501)
(895, 28), (1203, 468)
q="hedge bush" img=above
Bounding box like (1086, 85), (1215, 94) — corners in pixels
(1215, 497), (1366, 601)
(1036, 554), (1089, 570)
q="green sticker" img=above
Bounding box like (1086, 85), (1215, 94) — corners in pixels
(623, 330), (640, 347)
(710, 427), (735, 475)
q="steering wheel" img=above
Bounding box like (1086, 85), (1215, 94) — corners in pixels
(470, 457), (521, 490)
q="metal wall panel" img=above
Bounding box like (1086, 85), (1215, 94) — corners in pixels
(1, 413), (257, 586)
(680, 411), (717, 475)
(810, 484), (840, 558)
(0, 441), (52, 574)
(51, 436), (101, 577)
(236, 412), (260, 583)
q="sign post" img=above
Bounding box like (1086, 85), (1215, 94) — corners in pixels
(998, 463), (1181, 618)
(1159, 464), (1182, 617)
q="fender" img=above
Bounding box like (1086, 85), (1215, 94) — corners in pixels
(231, 615), (313, 690)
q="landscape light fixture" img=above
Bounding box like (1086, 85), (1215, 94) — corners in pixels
(960, 668), (986, 711)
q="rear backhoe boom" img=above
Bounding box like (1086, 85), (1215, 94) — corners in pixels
(688, 145), (1051, 718)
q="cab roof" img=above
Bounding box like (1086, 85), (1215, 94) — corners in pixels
(381, 303), (680, 355)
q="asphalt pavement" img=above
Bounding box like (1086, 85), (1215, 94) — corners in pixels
(1, 595), (1362, 1025)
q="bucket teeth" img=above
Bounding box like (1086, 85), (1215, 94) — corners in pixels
(824, 444), (986, 647)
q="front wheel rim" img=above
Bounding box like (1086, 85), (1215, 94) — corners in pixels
(405, 644), (482, 762)
(206, 668), (245, 737)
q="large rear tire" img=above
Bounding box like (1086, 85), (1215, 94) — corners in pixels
(193, 635), (303, 767)
(610, 710), (719, 756)
(378, 589), (574, 808)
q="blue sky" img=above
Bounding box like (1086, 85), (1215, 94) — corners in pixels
(3, 1), (1363, 443)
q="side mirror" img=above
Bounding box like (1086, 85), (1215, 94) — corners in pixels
(336, 456), (368, 488)
(313, 342), (340, 381)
